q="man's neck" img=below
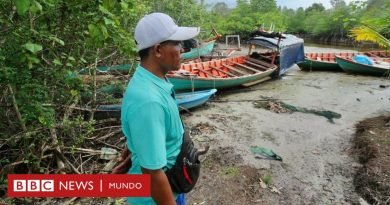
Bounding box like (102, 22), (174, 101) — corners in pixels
(140, 61), (166, 79)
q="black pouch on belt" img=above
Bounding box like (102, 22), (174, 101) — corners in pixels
(165, 128), (201, 193)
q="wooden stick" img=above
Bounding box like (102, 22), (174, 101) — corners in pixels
(96, 128), (122, 141)
(246, 57), (273, 67)
(230, 61), (260, 73)
(54, 149), (81, 174)
(63, 197), (78, 205)
(221, 64), (248, 75)
(50, 128), (66, 174)
(244, 60), (268, 70)
(209, 65), (238, 77)
(7, 85), (26, 131)
(90, 48), (100, 121)
(194, 68), (219, 78)
(179, 106), (193, 115)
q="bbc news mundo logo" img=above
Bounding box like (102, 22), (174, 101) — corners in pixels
(14, 180), (54, 192)
(8, 174), (150, 197)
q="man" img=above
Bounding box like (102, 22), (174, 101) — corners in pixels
(120, 13), (199, 205)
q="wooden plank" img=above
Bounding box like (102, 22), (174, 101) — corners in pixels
(231, 62), (260, 73)
(245, 57), (273, 67)
(193, 68), (219, 78)
(221, 63), (249, 75)
(244, 60), (267, 70)
(242, 76), (272, 87)
(209, 65), (238, 77)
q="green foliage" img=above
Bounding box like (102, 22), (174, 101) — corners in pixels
(250, 0), (277, 13)
(15, 0), (31, 15)
(261, 173), (272, 185)
(0, 0), (150, 175)
(349, 0), (390, 48)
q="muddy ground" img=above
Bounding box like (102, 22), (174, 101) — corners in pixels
(180, 64), (390, 204)
(353, 116), (390, 205)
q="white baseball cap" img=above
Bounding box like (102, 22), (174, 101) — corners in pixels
(134, 13), (200, 51)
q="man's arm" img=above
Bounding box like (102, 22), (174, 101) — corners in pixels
(141, 167), (176, 205)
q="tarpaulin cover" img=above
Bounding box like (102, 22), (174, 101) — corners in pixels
(249, 34), (305, 75)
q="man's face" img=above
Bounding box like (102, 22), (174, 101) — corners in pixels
(158, 40), (182, 72)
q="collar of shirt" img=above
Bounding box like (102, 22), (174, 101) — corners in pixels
(136, 65), (174, 97)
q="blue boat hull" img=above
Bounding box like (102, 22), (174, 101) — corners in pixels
(96, 89), (217, 114)
(176, 89), (217, 110)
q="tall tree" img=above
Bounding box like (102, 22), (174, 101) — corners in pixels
(305, 3), (325, 13)
(331, 0), (346, 8)
(250, 0), (277, 13)
(212, 2), (230, 16)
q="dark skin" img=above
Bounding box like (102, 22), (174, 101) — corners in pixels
(142, 40), (182, 79)
(113, 40), (182, 205)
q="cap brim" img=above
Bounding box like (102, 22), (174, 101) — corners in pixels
(167, 27), (200, 41)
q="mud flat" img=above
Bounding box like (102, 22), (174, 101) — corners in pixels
(184, 64), (390, 204)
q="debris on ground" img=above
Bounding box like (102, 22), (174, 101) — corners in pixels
(190, 122), (216, 136)
(253, 100), (342, 123)
(250, 146), (283, 161)
(353, 116), (390, 205)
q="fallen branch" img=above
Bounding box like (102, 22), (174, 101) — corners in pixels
(95, 128), (122, 141)
(7, 85), (26, 131)
(54, 149), (81, 174)
(62, 197), (78, 205)
(64, 147), (102, 154)
(50, 128), (66, 174)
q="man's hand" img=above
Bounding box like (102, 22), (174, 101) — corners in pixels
(142, 167), (176, 205)
(112, 148), (131, 174)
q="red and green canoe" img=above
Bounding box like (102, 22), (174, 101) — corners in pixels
(298, 50), (390, 71)
(167, 55), (277, 91)
(335, 55), (390, 76)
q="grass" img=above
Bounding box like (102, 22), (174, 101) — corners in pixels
(218, 166), (239, 178)
(261, 173), (273, 185)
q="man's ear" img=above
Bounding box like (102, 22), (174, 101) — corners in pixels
(152, 44), (162, 58)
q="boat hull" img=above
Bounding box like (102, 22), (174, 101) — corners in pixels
(336, 56), (389, 76)
(168, 55), (277, 91)
(298, 59), (341, 71)
(181, 41), (216, 60)
(95, 89), (218, 117)
(176, 89), (217, 110)
(169, 69), (275, 90)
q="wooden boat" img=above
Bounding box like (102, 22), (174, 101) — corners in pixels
(95, 89), (218, 118)
(298, 50), (390, 71)
(167, 56), (278, 91)
(248, 34), (305, 76)
(181, 27), (222, 60)
(298, 52), (355, 71)
(335, 55), (390, 76)
(181, 40), (216, 60)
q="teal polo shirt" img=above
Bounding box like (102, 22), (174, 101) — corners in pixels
(121, 65), (184, 205)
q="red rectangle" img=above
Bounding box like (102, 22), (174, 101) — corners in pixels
(8, 174), (150, 197)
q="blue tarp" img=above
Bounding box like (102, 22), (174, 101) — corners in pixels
(353, 55), (374, 65)
(248, 34), (305, 76)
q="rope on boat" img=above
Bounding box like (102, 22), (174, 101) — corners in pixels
(310, 58), (313, 72)
(190, 76), (195, 92)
